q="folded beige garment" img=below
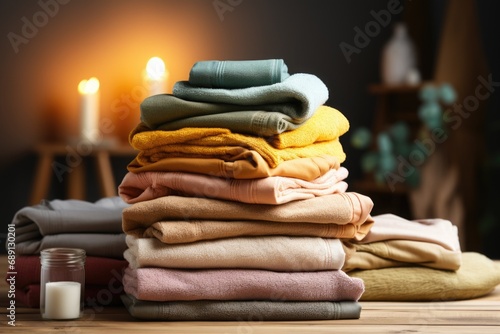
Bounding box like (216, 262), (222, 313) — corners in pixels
(361, 214), (460, 251)
(124, 235), (346, 271)
(142, 219), (373, 244)
(122, 193), (374, 242)
(343, 239), (462, 272)
(348, 252), (500, 301)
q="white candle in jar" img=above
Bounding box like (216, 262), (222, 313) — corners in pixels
(78, 77), (100, 143)
(144, 57), (167, 96)
(44, 281), (81, 319)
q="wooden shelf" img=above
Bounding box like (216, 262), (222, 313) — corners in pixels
(30, 141), (137, 204)
(355, 82), (432, 219)
(368, 82), (430, 94)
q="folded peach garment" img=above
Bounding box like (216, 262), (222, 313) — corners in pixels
(359, 214), (460, 251)
(118, 167), (349, 205)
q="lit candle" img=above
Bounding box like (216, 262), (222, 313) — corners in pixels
(144, 57), (167, 96)
(78, 77), (100, 143)
(44, 281), (81, 319)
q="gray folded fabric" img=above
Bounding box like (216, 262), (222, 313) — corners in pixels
(140, 94), (304, 136)
(13, 197), (128, 239)
(173, 73), (328, 126)
(188, 59), (290, 88)
(121, 294), (362, 321)
(15, 233), (127, 259)
(10, 197), (129, 259)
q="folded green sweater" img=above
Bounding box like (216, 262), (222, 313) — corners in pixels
(121, 295), (362, 321)
(173, 73), (328, 128)
(188, 59), (290, 88)
(348, 252), (500, 301)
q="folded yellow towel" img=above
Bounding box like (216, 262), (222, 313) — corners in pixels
(348, 252), (500, 301)
(271, 105), (349, 149)
(129, 122), (346, 168)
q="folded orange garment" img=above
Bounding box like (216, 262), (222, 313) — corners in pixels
(122, 193), (374, 242)
(127, 152), (341, 181)
(129, 125), (346, 168)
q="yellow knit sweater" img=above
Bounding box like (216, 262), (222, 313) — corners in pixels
(130, 105), (348, 168)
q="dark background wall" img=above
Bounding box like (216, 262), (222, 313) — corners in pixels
(1, 0), (499, 257)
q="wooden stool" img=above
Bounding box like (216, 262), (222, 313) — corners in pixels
(30, 142), (137, 205)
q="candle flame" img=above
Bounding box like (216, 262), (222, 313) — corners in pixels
(78, 77), (100, 94)
(146, 57), (166, 80)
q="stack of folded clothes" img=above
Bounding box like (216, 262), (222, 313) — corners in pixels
(9, 197), (129, 307)
(344, 214), (500, 301)
(118, 59), (374, 321)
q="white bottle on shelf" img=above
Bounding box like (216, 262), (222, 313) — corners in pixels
(381, 23), (418, 85)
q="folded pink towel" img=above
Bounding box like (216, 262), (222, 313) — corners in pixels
(118, 167), (349, 205)
(124, 235), (346, 271)
(123, 267), (364, 302)
(359, 214), (461, 251)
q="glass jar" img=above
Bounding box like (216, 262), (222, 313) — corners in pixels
(40, 248), (86, 320)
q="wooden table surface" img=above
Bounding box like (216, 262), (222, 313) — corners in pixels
(1, 256), (499, 333)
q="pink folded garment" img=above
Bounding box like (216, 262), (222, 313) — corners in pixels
(118, 167), (349, 205)
(123, 267), (364, 302)
(124, 235), (346, 271)
(359, 214), (461, 251)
